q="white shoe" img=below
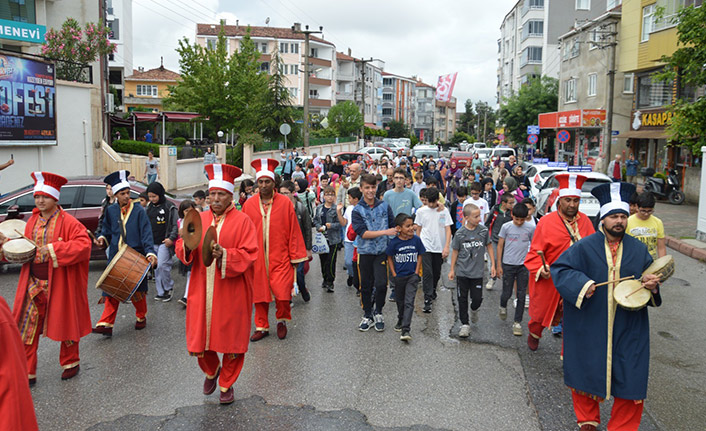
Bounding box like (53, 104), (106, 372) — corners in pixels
(499, 307), (507, 321)
(459, 324), (471, 338)
(512, 322), (523, 336)
(485, 279), (494, 290)
(471, 310), (479, 324)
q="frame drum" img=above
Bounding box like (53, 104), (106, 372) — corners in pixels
(614, 280), (651, 311)
(643, 255), (675, 283)
(2, 238), (36, 264)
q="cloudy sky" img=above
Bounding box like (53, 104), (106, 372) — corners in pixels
(131, 0), (517, 111)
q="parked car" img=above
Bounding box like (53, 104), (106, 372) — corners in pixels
(535, 171), (611, 222)
(360, 146), (394, 161)
(333, 152), (373, 166)
(524, 163), (568, 199)
(0, 177), (181, 261)
(412, 145), (440, 159)
(449, 151), (474, 168)
(473, 148), (494, 161)
(490, 147), (517, 162)
(472, 142), (487, 150)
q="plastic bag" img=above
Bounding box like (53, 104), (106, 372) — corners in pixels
(312, 232), (330, 254)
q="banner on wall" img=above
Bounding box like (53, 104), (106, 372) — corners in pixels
(435, 72), (458, 102)
(0, 53), (57, 146)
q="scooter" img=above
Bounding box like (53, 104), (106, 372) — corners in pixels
(643, 168), (685, 205)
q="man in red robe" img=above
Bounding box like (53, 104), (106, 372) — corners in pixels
(242, 158), (307, 341)
(524, 173), (595, 351)
(175, 163), (259, 405)
(0, 297), (38, 431)
(0, 172), (92, 385)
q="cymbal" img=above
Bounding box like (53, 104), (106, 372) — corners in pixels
(202, 226), (218, 267)
(182, 209), (202, 251)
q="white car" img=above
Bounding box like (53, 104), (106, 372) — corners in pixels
(473, 148), (493, 161)
(360, 146), (394, 161)
(524, 163), (568, 199)
(535, 171), (612, 221)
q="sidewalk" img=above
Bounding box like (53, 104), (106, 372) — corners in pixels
(653, 200), (706, 262)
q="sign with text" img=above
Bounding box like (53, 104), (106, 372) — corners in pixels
(0, 19), (46, 44)
(568, 166), (593, 172)
(581, 109), (606, 127)
(0, 54), (56, 146)
(558, 110), (581, 128)
(527, 125), (540, 135)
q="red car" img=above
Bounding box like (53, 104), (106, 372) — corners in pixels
(333, 152), (373, 166)
(0, 177), (181, 261)
(449, 151), (474, 168)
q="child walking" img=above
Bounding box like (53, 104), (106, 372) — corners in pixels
(449, 204), (495, 338)
(313, 186), (342, 292)
(386, 213), (426, 342)
(414, 188), (453, 313)
(496, 203), (534, 336)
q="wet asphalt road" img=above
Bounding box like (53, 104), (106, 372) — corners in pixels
(0, 246), (704, 431)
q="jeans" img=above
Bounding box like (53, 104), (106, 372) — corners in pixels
(318, 242), (339, 285)
(500, 263), (528, 323)
(358, 254), (388, 317)
(394, 273), (420, 331)
(296, 261), (307, 292)
(421, 252), (443, 301)
(153, 244), (174, 295)
(457, 276), (483, 325)
(147, 174), (157, 184)
(344, 242), (355, 279)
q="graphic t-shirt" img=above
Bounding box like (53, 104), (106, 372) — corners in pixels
(451, 224), (490, 279)
(386, 235), (426, 277)
(627, 214), (665, 260)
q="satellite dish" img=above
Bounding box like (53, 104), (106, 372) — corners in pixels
(265, 17), (270, 25)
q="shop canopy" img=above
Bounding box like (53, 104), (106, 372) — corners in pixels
(539, 109), (606, 129)
(110, 111), (209, 141)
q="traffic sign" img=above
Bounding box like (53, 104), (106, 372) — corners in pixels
(527, 134), (538, 145)
(612, 130), (619, 136)
(168, 146), (177, 156)
(527, 125), (540, 135)
(279, 123), (291, 136)
(557, 129), (571, 144)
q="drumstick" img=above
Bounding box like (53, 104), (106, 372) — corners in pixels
(86, 229), (97, 241)
(14, 229), (37, 247)
(536, 251), (549, 273)
(593, 275), (634, 288)
(625, 273), (662, 298)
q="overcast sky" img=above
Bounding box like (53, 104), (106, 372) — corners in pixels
(132, 0), (518, 111)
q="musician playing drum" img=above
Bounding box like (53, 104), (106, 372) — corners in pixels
(0, 172), (92, 385)
(93, 170), (157, 336)
(551, 182), (661, 431)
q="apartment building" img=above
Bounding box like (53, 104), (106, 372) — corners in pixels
(381, 72), (416, 129)
(335, 50), (385, 127)
(195, 22), (337, 116)
(414, 80), (435, 143)
(434, 97), (457, 144)
(497, 0), (607, 104)
(106, 0), (133, 112)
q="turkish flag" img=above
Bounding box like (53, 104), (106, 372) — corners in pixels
(435, 73), (458, 102)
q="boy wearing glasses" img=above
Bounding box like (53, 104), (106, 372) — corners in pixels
(627, 192), (666, 260)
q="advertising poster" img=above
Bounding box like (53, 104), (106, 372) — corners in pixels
(0, 54), (56, 145)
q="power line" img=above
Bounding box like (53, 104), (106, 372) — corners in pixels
(134, 1), (195, 31)
(170, 0), (217, 23)
(144, 0), (200, 25)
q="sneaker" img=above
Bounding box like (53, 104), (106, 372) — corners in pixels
(374, 313), (385, 332)
(326, 283), (334, 293)
(394, 319), (403, 332)
(423, 300), (432, 313)
(499, 307), (507, 321)
(552, 323), (563, 337)
(400, 330), (411, 341)
(471, 310), (478, 323)
(485, 279), (494, 290)
(162, 290), (173, 302)
(389, 289), (396, 302)
(458, 324), (471, 338)
(358, 316), (374, 332)
(178, 297), (187, 307)
(154, 294), (165, 301)
(300, 287), (311, 302)
(347, 276), (353, 287)
(512, 322), (523, 336)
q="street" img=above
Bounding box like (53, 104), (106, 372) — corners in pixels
(1, 240), (704, 431)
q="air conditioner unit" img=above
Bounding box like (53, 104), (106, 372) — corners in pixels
(106, 93), (115, 113)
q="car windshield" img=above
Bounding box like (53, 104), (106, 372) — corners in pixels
(582, 179), (611, 192)
(475, 149), (492, 157)
(494, 149), (514, 158)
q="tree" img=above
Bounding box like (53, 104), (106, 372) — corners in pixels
(654, 4), (706, 154)
(260, 49), (295, 143)
(451, 131), (474, 144)
(42, 18), (115, 82)
(387, 120), (409, 138)
(327, 101), (363, 136)
(498, 76), (558, 145)
(474, 100), (498, 142)
(456, 99), (477, 136)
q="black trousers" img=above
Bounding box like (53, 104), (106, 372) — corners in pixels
(500, 263), (529, 323)
(318, 243), (339, 285)
(457, 276), (483, 325)
(422, 252), (443, 301)
(358, 254), (388, 318)
(394, 273), (420, 331)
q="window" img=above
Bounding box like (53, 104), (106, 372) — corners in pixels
(637, 74), (672, 108)
(136, 85), (158, 97)
(565, 78), (577, 102)
(623, 73), (634, 93)
(279, 42), (288, 54)
(589, 28), (600, 49)
(607, 0), (622, 9)
(522, 20), (544, 40)
(520, 46), (542, 66)
(522, 0), (544, 15)
(81, 186), (106, 208)
(290, 43), (299, 54)
(290, 64), (298, 75)
(281, 64), (288, 74)
(310, 48), (318, 58)
(383, 78), (393, 86)
(259, 43), (268, 54)
(260, 62), (269, 73)
(382, 93), (393, 101)
(382, 108), (393, 116)
(641, 4), (656, 42)
(57, 186), (79, 209)
(2, 0), (36, 23)
(587, 73), (597, 96)
(576, 0), (590, 10)
(108, 19), (119, 40)
(309, 89), (318, 98)
(570, 39), (580, 58)
(206, 38), (218, 50)
(288, 87), (298, 98)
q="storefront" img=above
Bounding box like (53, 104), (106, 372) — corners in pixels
(538, 109), (606, 167)
(622, 107), (678, 171)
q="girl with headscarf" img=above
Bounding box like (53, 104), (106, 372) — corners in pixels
(497, 176), (524, 203)
(146, 181), (179, 301)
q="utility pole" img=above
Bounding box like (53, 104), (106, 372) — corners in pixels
(354, 57), (381, 142)
(483, 109), (488, 143)
(603, 21), (618, 161)
(292, 23), (322, 149)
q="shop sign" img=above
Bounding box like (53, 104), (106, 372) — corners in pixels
(558, 110), (581, 128)
(631, 109), (674, 130)
(581, 109), (606, 127)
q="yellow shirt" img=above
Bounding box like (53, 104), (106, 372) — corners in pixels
(627, 214), (665, 260)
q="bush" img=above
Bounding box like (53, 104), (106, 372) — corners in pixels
(172, 137), (186, 145)
(112, 140), (160, 156)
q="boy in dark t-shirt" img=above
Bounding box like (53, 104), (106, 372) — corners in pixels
(386, 213), (426, 341)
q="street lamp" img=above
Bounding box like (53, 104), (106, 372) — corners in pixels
(217, 130), (224, 144)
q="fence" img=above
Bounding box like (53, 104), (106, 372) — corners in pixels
(254, 136), (357, 152)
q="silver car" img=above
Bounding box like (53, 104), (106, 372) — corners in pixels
(535, 171), (612, 221)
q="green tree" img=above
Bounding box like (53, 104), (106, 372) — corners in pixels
(260, 49), (295, 143)
(498, 76), (558, 144)
(654, 4), (706, 154)
(474, 100), (498, 142)
(327, 101), (363, 136)
(387, 120), (409, 138)
(451, 131), (474, 144)
(456, 99), (477, 136)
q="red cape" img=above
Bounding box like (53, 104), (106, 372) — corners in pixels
(10, 208), (92, 342)
(0, 297), (38, 431)
(524, 211), (595, 327)
(242, 193), (307, 303)
(175, 205), (258, 354)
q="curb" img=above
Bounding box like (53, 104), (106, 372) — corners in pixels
(665, 235), (706, 262)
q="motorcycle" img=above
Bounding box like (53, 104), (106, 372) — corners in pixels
(643, 168), (685, 205)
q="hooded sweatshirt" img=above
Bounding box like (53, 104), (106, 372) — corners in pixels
(146, 182), (178, 245)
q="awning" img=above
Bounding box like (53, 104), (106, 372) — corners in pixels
(364, 122), (380, 130)
(133, 112), (161, 122)
(620, 129), (669, 139)
(161, 111), (207, 122)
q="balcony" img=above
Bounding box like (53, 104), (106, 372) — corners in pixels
(310, 57), (331, 68)
(336, 91), (354, 101)
(257, 54), (272, 62)
(309, 98), (331, 107)
(310, 77), (331, 86)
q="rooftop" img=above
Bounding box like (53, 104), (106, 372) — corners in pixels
(126, 65), (180, 81)
(196, 23), (335, 47)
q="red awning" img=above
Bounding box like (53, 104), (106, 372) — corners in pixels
(365, 123), (380, 130)
(133, 112), (161, 122)
(161, 111), (207, 122)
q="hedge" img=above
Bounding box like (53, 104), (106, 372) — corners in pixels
(254, 136), (356, 152)
(112, 140), (160, 156)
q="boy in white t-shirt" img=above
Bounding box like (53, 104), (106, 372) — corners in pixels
(414, 188), (453, 313)
(337, 186), (362, 290)
(463, 181), (489, 226)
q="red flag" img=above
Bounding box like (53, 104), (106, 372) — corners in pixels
(435, 72), (458, 102)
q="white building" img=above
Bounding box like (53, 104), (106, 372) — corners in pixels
(107, 0), (133, 112)
(335, 51), (384, 128)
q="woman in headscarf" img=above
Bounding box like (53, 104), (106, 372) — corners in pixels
(146, 181), (179, 301)
(497, 176), (524, 203)
(295, 178), (316, 222)
(445, 160), (463, 202)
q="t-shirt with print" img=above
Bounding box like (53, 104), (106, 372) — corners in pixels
(386, 235), (426, 277)
(498, 221), (535, 265)
(451, 224), (490, 279)
(414, 205), (453, 253)
(627, 214), (665, 260)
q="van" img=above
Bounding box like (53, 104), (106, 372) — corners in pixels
(412, 145), (440, 159)
(491, 147), (516, 162)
